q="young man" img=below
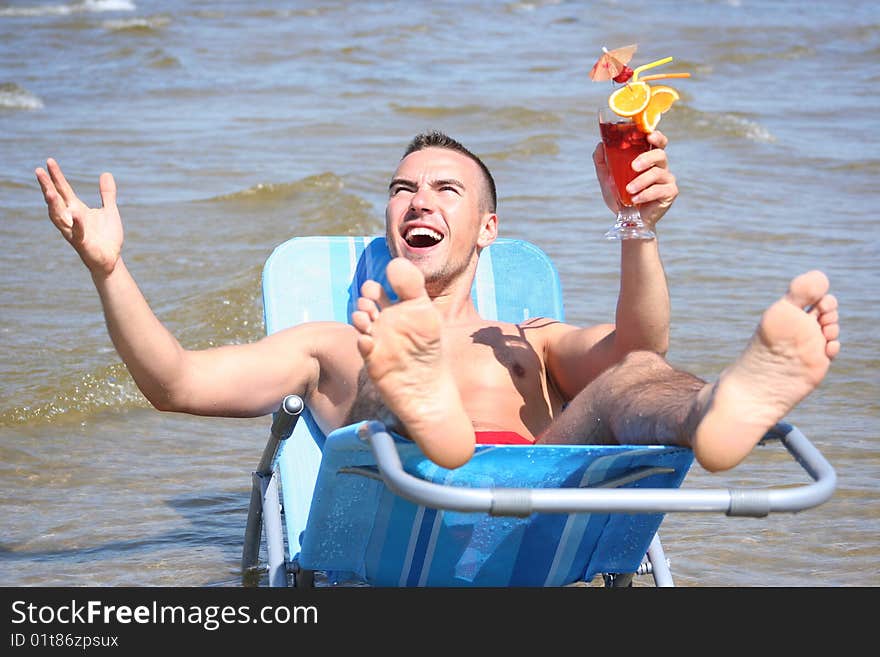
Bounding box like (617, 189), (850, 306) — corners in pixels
(35, 131), (839, 472)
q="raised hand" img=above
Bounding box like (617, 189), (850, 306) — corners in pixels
(593, 129), (678, 230)
(35, 158), (123, 277)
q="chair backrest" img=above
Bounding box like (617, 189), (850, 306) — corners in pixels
(261, 236), (566, 558)
(263, 235), (565, 331)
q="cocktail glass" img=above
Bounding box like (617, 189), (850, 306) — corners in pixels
(598, 107), (655, 240)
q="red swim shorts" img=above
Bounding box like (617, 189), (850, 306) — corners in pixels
(474, 430), (534, 445)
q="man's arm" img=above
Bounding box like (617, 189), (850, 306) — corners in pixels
(611, 129), (675, 355)
(544, 130), (677, 399)
(35, 159), (320, 418)
(93, 257), (325, 417)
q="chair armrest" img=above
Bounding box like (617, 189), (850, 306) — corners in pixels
(357, 420), (836, 518)
(242, 395), (305, 585)
(255, 394), (305, 475)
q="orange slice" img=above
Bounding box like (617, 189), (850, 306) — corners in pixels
(634, 85), (680, 133)
(608, 81), (651, 117)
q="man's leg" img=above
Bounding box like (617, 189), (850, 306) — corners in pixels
(536, 350), (708, 448)
(540, 270), (840, 472)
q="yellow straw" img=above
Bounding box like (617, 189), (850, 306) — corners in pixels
(632, 57), (673, 81)
(639, 72), (691, 82)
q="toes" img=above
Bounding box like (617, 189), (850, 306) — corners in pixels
(360, 279), (390, 308)
(818, 309), (838, 327)
(386, 257), (427, 301)
(822, 322), (839, 342)
(816, 293), (838, 314)
(356, 334), (375, 360)
(351, 309), (373, 336)
(786, 270), (830, 309)
(357, 296), (380, 321)
(826, 340), (841, 360)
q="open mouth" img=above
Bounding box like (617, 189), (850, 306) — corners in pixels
(404, 226), (443, 249)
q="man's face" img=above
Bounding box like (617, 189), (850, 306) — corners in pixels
(385, 147), (496, 292)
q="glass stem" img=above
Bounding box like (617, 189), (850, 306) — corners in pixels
(605, 205), (656, 241)
(617, 205), (643, 229)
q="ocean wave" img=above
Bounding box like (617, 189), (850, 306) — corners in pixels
(674, 105), (775, 143)
(0, 179), (34, 192)
(484, 134), (560, 161)
(712, 113), (776, 143)
(722, 44), (816, 65)
(101, 15), (169, 32)
(203, 172), (381, 236)
(0, 362), (148, 428)
(0, 267), (267, 429)
(165, 266), (266, 349)
(390, 102), (563, 130)
(208, 172), (350, 204)
(390, 103), (485, 118)
(0, 83), (43, 110)
(0, 0), (135, 17)
(809, 158), (880, 175)
(145, 49), (180, 69)
(505, 0), (565, 13)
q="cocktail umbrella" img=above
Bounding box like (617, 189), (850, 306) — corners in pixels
(589, 44), (638, 82)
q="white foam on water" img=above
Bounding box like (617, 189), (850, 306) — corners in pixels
(101, 16), (170, 31)
(717, 113), (776, 143)
(83, 0), (136, 10)
(0, 83), (44, 110)
(0, 0), (135, 17)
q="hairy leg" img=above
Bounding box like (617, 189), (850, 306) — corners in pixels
(539, 271), (840, 472)
(350, 258), (475, 469)
(343, 367), (402, 432)
(537, 351), (706, 447)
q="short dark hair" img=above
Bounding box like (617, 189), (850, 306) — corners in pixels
(402, 131), (497, 213)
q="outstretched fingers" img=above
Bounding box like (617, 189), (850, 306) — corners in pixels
(35, 164), (74, 236)
(46, 158), (79, 205)
(99, 172), (117, 209)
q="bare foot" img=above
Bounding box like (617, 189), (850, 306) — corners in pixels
(351, 258), (475, 469)
(693, 270), (840, 471)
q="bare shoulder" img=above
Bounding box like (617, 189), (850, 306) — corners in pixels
(521, 316), (613, 341)
(518, 316), (579, 346)
(518, 316), (615, 364)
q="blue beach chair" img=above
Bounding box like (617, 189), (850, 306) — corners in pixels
(241, 236), (836, 587)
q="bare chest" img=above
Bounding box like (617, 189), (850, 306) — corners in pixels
(445, 325), (548, 400)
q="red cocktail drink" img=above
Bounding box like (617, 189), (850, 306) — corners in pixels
(597, 107), (656, 240)
(599, 119), (651, 207)
(591, 49), (689, 240)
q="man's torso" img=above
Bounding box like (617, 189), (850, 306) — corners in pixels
(303, 318), (566, 440)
